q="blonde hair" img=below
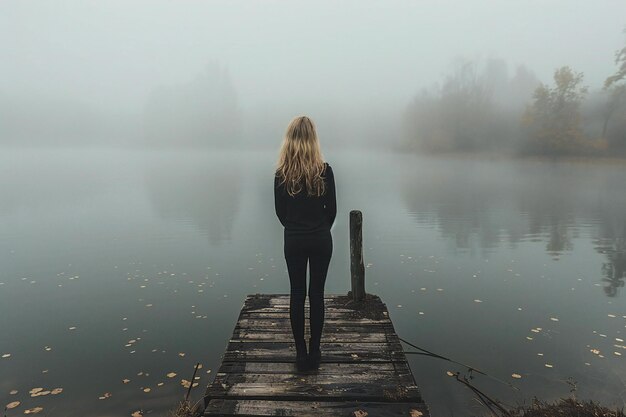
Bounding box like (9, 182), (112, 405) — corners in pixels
(276, 116), (326, 197)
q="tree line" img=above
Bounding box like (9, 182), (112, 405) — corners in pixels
(402, 28), (626, 157)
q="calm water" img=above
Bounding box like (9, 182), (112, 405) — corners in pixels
(1, 148), (625, 416)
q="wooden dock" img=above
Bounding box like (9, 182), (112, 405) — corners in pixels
(202, 293), (430, 416)
(202, 211), (430, 416)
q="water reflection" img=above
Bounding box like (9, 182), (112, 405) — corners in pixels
(0, 149), (107, 215)
(596, 233), (626, 297)
(143, 151), (242, 245)
(401, 156), (626, 296)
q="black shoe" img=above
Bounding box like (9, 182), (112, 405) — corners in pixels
(295, 341), (309, 372)
(308, 339), (321, 370)
(296, 352), (309, 372)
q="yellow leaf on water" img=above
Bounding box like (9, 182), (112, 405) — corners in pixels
(2, 353), (11, 358)
(29, 388), (43, 395)
(511, 373), (522, 379)
(10, 390), (18, 395)
(122, 379), (130, 384)
(446, 371), (455, 377)
(143, 388), (151, 393)
(354, 410), (368, 417)
(50, 388), (63, 395)
(6, 401), (20, 409)
(131, 411), (143, 417)
(24, 407), (43, 414)
(545, 364), (553, 368)
(181, 379), (191, 388)
(410, 410), (424, 417)
(167, 372), (177, 378)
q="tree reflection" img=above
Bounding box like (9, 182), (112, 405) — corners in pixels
(400, 158), (580, 256)
(401, 156), (626, 297)
(595, 233), (626, 297)
(144, 151), (242, 246)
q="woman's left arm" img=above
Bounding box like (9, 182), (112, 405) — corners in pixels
(274, 174), (287, 227)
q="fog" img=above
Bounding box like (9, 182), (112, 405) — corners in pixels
(1, 0), (625, 150)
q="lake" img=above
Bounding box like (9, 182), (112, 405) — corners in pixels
(1, 147), (625, 416)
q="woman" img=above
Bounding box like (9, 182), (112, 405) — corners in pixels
(274, 116), (336, 372)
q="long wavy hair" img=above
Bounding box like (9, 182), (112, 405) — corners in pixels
(275, 116), (326, 197)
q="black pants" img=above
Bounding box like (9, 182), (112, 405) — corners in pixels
(284, 230), (333, 352)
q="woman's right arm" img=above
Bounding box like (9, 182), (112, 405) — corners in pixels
(325, 165), (337, 227)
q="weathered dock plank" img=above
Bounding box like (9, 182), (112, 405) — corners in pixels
(205, 399), (429, 417)
(203, 293), (429, 417)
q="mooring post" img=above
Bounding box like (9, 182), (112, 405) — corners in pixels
(350, 210), (365, 302)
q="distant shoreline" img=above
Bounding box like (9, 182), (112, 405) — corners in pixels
(398, 148), (626, 165)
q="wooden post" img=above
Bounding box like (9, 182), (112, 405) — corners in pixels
(350, 210), (365, 302)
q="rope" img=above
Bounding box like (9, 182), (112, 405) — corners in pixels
(398, 336), (519, 391)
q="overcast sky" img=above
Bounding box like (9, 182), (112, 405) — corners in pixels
(1, 0), (625, 115)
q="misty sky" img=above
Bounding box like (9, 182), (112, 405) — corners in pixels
(2, 0), (625, 117)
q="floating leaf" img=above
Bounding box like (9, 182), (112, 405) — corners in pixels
(2, 353), (11, 358)
(178, 352), (185, 357)
(122, 379), (130, 384)
(446, 371), (455, 377)
(167, 372), (177, 378)
(10, 390), (18, 395)
(6, 401), (20, 409)
(544, 364), (553, 368)
(50, 388), (63, 395)
(131, 412), (143, 417)
(354, 410), (368, 417)
(29, 388), (43, 396)
(98, 392), (112, 400)
(410, 410), (423, 417)
(473, 299), (482, 303)
(142, 388), (151, 393)
(511, 373), (522, 379)
(24, 407), (43, 414)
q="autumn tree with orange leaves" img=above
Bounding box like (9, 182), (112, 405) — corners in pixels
(522, 66), (605, 155)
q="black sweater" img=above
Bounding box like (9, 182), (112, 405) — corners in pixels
(274, 163), (337, 236)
